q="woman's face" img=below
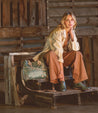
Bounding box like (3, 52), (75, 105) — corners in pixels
(64, 15), (75, 29)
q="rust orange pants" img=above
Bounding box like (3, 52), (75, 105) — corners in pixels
(44, 51), (88, 84)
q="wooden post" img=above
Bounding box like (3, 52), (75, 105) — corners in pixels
(4, 55), (9, 104)
(93, 37), (98, 86)
(9, 55), (20, 106)
(51, 94), (57, 109)
(4, 52), (36, 106)
(4, 55), (13, 105)
(4, 54), (19, 105)
(8, 55), (13, 104)
(82, 37), (91, 86)
(11, 65), (20, 106)
(77, 94), (81, 105)
(0, 0), (1, 27)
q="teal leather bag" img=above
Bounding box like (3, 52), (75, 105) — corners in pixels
(21, 60), (48, 81)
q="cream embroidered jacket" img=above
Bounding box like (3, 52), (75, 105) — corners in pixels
(33, 27), (80, 63)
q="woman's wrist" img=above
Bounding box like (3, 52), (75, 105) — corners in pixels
(69, 29), (74, 41)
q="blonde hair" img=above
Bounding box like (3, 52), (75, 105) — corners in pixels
(58, 12), (77, 30)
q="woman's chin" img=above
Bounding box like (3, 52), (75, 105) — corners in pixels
(69, 26), (73, 28)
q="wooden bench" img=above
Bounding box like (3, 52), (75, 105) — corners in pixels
(4, 51), (73, 102)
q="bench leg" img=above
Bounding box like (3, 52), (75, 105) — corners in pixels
(52, 84), (55, 90)
(51, 95), (57, 109)
(77, 94), (81, 105)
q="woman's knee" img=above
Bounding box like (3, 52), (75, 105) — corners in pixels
(45, 51), (57, 60)
(48, 51), (56, 56)
(76, 51), (83, 57)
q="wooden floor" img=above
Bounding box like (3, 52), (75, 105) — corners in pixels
(0, 103), (98, 113)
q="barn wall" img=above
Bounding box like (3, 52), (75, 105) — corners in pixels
(0, 0), (46, 78)
(0, 0), (46, 104)
(0, 0), (98, 104)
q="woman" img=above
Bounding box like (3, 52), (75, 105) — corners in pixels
(33, 12), (88, 91)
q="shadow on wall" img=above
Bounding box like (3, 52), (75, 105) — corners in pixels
(0, 91), (5, 104)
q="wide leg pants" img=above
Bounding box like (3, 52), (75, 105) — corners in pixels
(44, 50), (88, 84)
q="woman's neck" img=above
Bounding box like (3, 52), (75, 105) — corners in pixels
(66, 27), (70, 32)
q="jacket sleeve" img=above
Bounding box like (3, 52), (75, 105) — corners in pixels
(68, 30), (80, 51)
(51, 30), (64, 63)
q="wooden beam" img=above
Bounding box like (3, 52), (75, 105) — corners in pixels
(22, 39), (45, 45)
(9, 52), (36, 56)
(22, 46), (43, 52)
(76, 27), (98, 36)
(0, 40), (21, 46)
(0, 39), (45, 46)
(0, 26), (44, 38)
(47, 8), (98, 17)
(48, 2), (98, 8)
(0, 27), (21, 38)
(48, 17), (98, 27)
(21, 26), (42, 37)
(0, 46), (43, 53)
(47, 27), (98, 36)
(77, 17), (98, 26)
(0, 47), (21, 53)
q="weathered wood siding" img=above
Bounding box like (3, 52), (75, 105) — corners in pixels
(0, 0), (46, 80)
(46, 0), (98, 86)
(0, 0), (98, 104)
(0, 0), (46, 104)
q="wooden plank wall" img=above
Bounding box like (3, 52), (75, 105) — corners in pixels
(0, 0), (98, 105)
(0, 0), (46, 86)
(46, 0), (98, 86)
